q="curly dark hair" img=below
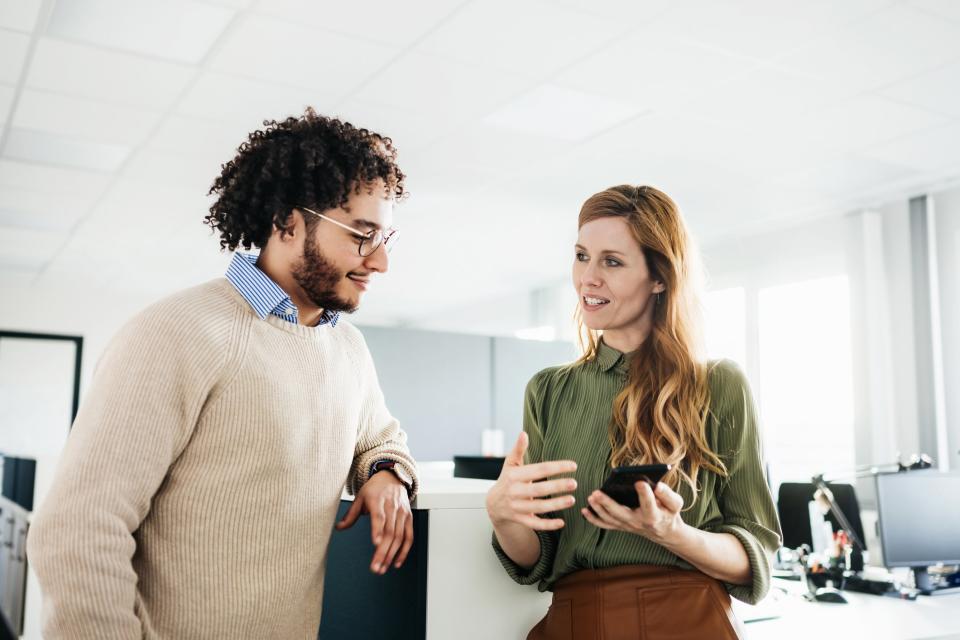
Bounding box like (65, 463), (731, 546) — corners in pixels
(204, 107), (406, 251)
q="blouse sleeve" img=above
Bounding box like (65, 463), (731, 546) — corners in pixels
(492, 370), (560, 586)
(705, 361), (783, 604)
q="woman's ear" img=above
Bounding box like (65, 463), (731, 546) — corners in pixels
(653, 281), (666, 294)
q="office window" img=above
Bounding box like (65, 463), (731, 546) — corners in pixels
(757, 275), (856, 487)
(703, 286), (747, 367)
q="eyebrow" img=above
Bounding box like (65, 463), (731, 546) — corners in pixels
(575, 244), (626, 257)
(351, 218), (382, 232)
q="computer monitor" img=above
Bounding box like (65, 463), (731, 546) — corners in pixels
(777, 482), (866, 552)
(875, 471), (960, 593)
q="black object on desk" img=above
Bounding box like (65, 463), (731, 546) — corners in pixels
(453, 456), (505, 480)
(777, 482), (866, 553)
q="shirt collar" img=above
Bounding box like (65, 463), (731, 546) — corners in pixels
(225, 253), (340, 327)
(595, 339), (633, 373)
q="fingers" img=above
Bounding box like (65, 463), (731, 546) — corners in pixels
(635, 481), (659, 514)
(588, 491), (632, 525)
(335, 498), (364, 531)
(369, 503), (387, 547)
(503, 432), (529, 467)
(369, 500), (397, 573)
(378, 508), (405, 574)
(581, 506), (614, 530)
(513, 494), (576, 515)
(511, 460), (577, 482)
(516, 514), (566, 531)
(513, 478), (577, 499)
(394, 511), (415, 569)
(654, 482), (684, 513)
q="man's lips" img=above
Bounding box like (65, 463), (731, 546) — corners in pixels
(347, 274), (369, 290)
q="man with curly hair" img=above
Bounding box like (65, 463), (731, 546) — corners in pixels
(27, 109), (419, 639)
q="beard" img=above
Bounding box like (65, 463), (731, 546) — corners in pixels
(291, 233), (358, 314)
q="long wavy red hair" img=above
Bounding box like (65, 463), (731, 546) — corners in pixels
(575, 185), (726, 505)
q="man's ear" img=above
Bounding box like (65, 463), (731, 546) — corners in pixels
(275, 209), (298, 241)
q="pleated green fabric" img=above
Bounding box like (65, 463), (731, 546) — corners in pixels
(493, 340), (782, 604)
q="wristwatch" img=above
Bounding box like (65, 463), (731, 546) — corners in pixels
(370, 460), (413, 494)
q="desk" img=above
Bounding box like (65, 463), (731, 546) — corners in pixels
(320, 476), (551, 639)
(736, 577), (960, 640)
(320, 476), (960, 640)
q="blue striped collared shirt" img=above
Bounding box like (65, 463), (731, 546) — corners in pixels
(225, 253), (340, 327)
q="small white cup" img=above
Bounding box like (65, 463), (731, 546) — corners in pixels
(481, 429), (505, 457)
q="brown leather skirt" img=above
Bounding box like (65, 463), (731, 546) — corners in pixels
(527, 565), (746, 640)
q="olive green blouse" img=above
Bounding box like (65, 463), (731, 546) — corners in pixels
(492, 341), (782, 604)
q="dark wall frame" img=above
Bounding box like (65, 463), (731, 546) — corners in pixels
(0, 330), (83, 426)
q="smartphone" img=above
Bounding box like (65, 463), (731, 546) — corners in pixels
(598, 464), (671, 509)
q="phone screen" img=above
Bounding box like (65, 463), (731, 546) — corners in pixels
(599, 464), (671, 509)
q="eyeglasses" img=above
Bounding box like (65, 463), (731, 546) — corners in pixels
(299, 207), (399, 257)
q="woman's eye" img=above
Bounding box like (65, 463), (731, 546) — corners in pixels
(604, 258), (621, 267)
(575, 252), (588, 262)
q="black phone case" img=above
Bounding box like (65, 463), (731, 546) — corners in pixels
(599, 464), (670, 509)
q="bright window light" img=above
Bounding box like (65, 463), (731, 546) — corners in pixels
(758, 275), (855, 488)
(703, 286), (746, 367)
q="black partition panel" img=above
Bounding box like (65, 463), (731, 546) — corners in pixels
(319, 501), (429, 639)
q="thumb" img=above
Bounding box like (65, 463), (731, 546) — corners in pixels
(504, 431), (528, 467)
(335, 497), (364, 531)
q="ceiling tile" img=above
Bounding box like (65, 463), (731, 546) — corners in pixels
(483, 84), (642, 141)
(876, 59), (960, 118)
(0, 29), (30, 84)
(0, 84), (14, 123)
(770, 154), (920, 198)
(3, 128), (131, 172)
(334, 98), (453, 153)
(352, 52), (530, 125)
(12, 88), (164, 145)
(0, 187), (91, 231)
(0, 0), (42, 32)
(907, 0), (960, 24)
(416, 0), (627, 77)
(210, 14), (400, 94)
(546, 0), (673, 21)
(677, 66), (856, 129)
(778, 4), (960, 93)
(428, 121), (573, 174)
(123, 146), (225, 197)
(252, 0), (459, 47)
(46, 0), (234, 64)
(176, 72), (332, 129)
(26, 38), (197, 110)
(861, 122), (960, 173)
(0, 226), (65, 269)
(0, 160), (113, 199)
(555, 30), (763, 113)
(650, 0), (890, 61)
(786, 95), (949, 153)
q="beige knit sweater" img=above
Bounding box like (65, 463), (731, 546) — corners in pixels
(26, 278), (419, 639)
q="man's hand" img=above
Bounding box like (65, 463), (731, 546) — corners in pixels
(335, 471), (413, 574)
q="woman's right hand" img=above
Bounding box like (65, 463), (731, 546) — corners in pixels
(485, 432), (578, 531)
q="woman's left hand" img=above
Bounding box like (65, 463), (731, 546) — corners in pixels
(582, 481), (685, 546)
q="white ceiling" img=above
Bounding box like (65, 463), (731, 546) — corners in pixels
(1, 0), (960, 326)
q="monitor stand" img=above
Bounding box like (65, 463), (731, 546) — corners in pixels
(913, 567), (960, 596)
